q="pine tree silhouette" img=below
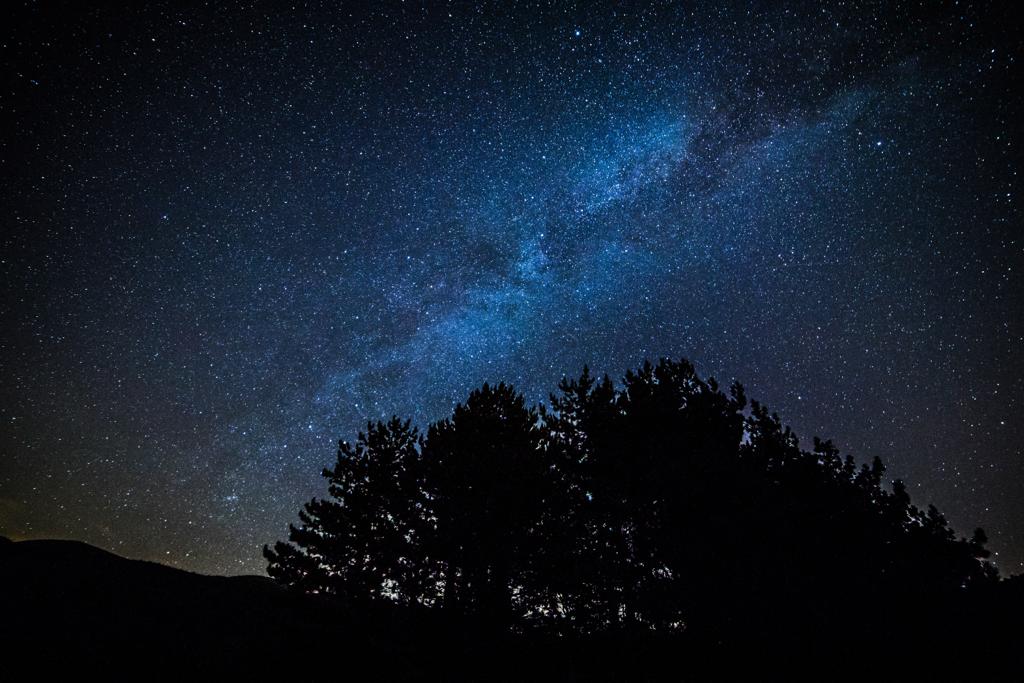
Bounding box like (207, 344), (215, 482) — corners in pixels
(422, 382), (548, 626)
(264, 417), (427, 603)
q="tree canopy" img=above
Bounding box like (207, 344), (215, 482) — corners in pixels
(265, 359), (996, 644)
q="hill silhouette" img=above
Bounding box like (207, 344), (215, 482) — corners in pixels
(1, 537), (326, 667)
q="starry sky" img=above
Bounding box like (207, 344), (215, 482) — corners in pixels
(2, 1), (1021, 575)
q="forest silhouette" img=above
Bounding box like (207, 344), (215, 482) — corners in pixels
(265, 358), (1014, 666)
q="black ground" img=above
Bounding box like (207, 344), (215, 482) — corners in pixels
(2, 536), (1020, 679)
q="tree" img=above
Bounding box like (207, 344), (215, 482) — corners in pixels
(264, 417), (428, 604)
(421, 382), (548, 625)
(266, 358), (998, 646)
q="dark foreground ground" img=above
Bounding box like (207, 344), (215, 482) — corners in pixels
(1, 536), (1020, 679)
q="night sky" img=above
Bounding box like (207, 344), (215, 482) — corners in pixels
(2, 1), (1021, 575)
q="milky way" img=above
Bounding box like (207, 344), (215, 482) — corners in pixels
(2, 2), (1021, 574)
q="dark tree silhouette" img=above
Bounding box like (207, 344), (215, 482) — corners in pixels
(264, 417), (428, 603)
(421, 382), (550, 626)
(267, 358), (999, 650)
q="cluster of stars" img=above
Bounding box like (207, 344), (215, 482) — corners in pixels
(1, 1), (1020, 574)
